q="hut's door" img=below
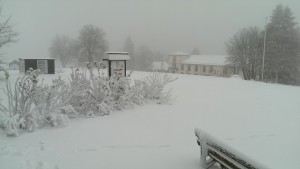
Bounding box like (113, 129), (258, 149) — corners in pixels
(37, 60), (48, 73)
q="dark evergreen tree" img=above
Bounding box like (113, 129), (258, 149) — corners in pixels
(265, 4), (299, 84)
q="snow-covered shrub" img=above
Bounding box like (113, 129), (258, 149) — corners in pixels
(0, 68), (177, 136)
(0, 108), (20, 136)
(44, 111), (69, 127)
(0, 69), (76, 136)
(108, 76), (145, 110)
(33, 76), (77, 127)
(67, 68), (147, 116)
(68, 70), (176, 115)
(0, 68), (40, 136)
(16, 69), (41, 131)
(68, 68), (93, 116)
(55, 67), (65, 74)
(139, 72), (177, 104)
(82, 76), (115, 117)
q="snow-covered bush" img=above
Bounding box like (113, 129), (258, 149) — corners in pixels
(0, 68), (177, 136)
(0, 69), (40, 136)
(108, 76), (145, 110)
(139, 72), (177, 104)
(67, 68), (145, 116)
(68, 68), (96, 116)
(16, 69), (41, 132)
(0, 69), (75, 136)
(33, 76), (77, 127)
(81, 76), (115, 117)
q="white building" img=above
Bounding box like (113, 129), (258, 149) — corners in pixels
(169, 53), (241, 77)
(9, 60), (19, 70)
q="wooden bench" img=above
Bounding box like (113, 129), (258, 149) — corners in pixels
(195, 128), (267, 169)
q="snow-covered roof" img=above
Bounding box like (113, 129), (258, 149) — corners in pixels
(182, 55), (229, 66)
(9, 60), (19, 65)
(151, 62), (169, 70)
(19, 58), (55, 60)
(168, 52), (190, 56)
(104, 52), (130, 60)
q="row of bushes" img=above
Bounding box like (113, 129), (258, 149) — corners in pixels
(0, 68), (176, 136)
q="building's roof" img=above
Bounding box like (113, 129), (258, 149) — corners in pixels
(9, 60), (19, 65)
(168, 52), (190, 56)
(182, 55), (229, 66)
(104, 51), (130, 60)
(151, 62), (169, 70)
(19, 58), (55, 60)
(106, 51), (129, 54)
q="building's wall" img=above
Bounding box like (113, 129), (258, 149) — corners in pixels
(47, 59), (55, 74)
(169, 54), (243, 78)
(19, 59), (25, 73)
(23, 59), (55, 74)
(180, 64), (239, 77)
(169, 55), (189, 73)
(9, 64), (19, 70)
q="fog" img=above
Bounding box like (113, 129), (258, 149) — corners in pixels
(1, 0), (300, 62)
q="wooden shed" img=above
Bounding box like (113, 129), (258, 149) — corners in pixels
(19, 58), (55, 74)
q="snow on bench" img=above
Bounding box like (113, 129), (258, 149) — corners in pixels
(194, 128), (269, 169)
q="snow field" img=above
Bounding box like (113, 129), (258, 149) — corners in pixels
(0, 70), (299, 169)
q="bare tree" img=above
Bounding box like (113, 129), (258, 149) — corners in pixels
(49, 35), (77, 68)
(0, 15), (17, 49)
(78, 25), (108, 63)
(226, 27), (263, 80)
(0, 9), (17, 64)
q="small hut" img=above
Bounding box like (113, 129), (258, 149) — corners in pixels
(19, 58), (55, 74)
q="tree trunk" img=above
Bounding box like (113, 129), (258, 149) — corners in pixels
(275, 70), (279, 83)
(242, 68), (248, 80)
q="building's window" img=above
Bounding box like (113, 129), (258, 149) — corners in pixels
(181, 64), (184, 70)
(202, 66), (206, 72)
(173, 57), (176, 63)
(195, 65), (198, 71)
(209, 66), (213, 73)
(188, 65), (191, 71)
(37, 60), (48, 74)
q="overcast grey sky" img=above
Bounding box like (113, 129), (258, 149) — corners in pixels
(1, 0), (300, 62)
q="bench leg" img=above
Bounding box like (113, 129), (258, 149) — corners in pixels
(200, 140), (216, 169)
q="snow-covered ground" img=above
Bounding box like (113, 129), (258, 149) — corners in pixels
(0, 70), (299, 169)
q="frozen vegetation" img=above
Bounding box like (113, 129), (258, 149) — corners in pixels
(0, 68), (176, 136)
